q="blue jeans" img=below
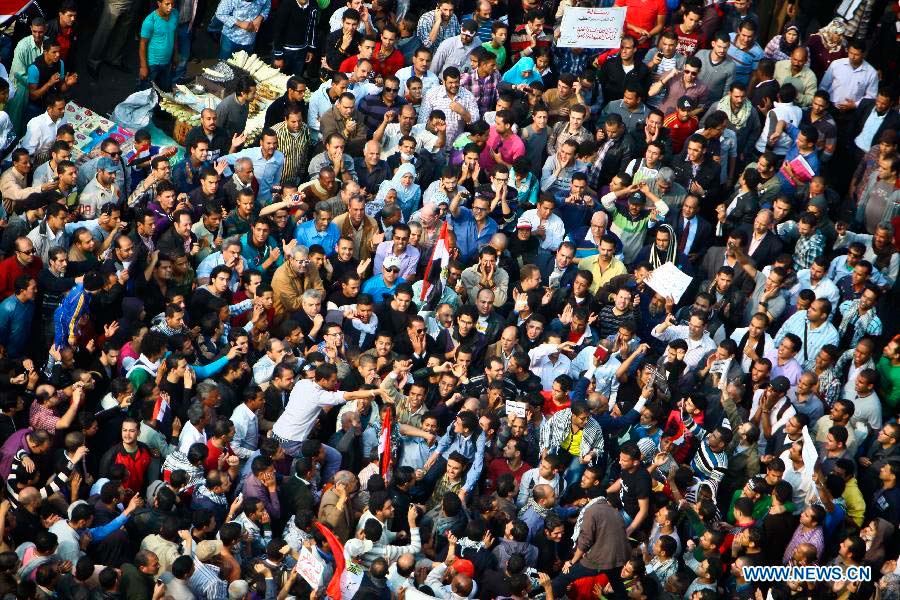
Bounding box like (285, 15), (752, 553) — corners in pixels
(564, 454), (586, 489)
(219, 35), (255, 60)
(138, 64), (172, 91)
(279, 47), (311, 79)
(174, 23), (192, 82)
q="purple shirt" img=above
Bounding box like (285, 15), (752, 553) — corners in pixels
(242, 473), (281, 519)
(373, 241), (421, 280)
(764, 349), (803, 386)
(0, 428), (32, 480)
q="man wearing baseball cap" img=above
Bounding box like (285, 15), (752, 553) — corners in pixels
(78, 156), (121, 220)
(362, 254), (407, 307)
(663, 95), (701, 154)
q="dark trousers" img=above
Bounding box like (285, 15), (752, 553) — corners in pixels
(551, 562), (628, 599)
(411, 455), (447, 502)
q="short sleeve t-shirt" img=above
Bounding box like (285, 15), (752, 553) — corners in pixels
(620, 467), (651, 518)
(615, 0), (667, 48)
(140, 10), (179, 66)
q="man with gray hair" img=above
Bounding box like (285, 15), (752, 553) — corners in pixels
(271, 244), (325, 325)
(178, 402), (210, 453)
(196, 236), (247, 289)
(642, 166), (687, 214)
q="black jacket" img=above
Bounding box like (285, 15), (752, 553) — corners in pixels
(594, 133), (635, 189)
(737, 226), (784, 269)
(665, 212), (714, 259)
(672, 156), (721, 207)
(272, 0), (318, 56)
(851, 100), (900, 151)
(599, 55), (653, 101)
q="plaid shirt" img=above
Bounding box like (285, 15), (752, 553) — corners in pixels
(460, 70), (501, 116)
(427, 474), (462, 511)
(29, 400), (62, 434)
(817, 367), (841, 408)
(792, 231), (825, 271)
(553, 47), (597, 77)
(837, 301), (883, 348)
(539, 408), (604, 464)
(416, 12), (460, 49)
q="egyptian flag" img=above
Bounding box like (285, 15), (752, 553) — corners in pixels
(420, 221), (451, 307)
(314, 522), (345, 600)
(379, 407), (393, 483)
(150, 393), (169, 423)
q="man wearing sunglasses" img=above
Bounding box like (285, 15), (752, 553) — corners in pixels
(77, 138), (128, 194)
(359, 75), (408, 132)
(649, 56), (710, 118)
(0, 238), (42, 299)
(361, 255), (406, 307)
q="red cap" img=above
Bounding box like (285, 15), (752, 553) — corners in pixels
(451, 559), (475, 578)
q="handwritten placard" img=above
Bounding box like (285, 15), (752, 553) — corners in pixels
(295, 547), (325, 589)
(557, 7), (627, 49)
(645, 262), (694, 304)
(506, 399), (527, 418)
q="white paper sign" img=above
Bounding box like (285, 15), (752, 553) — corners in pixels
(295, 547), (325, 589)
(557, 7), (627, 49)
(645, 262), (694, 304)
(506, 399), (527, 418)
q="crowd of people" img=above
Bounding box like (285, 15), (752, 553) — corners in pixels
(0, 0), (897, 597)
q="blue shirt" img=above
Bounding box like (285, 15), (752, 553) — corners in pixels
(449, 207), (498, 263)
(361, 274), (407, 306)
(223, 148), (285, 204)
(434, 428), (486, 493)
(777, 124), (820, 196)
(0, 295), (33, 358)
(216, 0), (270, 46)
(773, 311), (839, 371)
(727, 34), (764, 86)
(293, 221), (340, 256)
(140, 10), (179, 66)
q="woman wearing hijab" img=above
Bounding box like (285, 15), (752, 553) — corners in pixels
(502, 56), (543, 87)
(806, 18), (848, 79)
(862, 518), (895, 571)
(374, 163), (421, 222)
(764, 21), (804, 61)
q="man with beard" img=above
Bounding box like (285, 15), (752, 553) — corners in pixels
(434, 305), (486, 364)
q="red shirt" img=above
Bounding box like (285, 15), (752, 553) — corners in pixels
(204, 440), (236, 471)
(372, 43), (405, 77)
(0, 256), (43, 300)
(673, 24), (703, 56)
(540, 391), (571, 416)
(663, 112), (699, 154)
(615, 0), (667, 48)
(484, 457), (532, 494)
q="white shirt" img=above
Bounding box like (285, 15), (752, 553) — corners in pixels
(272, 379), (350, 442)
(19, 112), (66, 158)
(750, 389), (796, 454)
(519, 209), (566, 251)
(651, 324), (716, 369)
(178, 421), (207, 453)
(819, 58), (879, 106)
(230, 402), (259, 460)
(788, 269), (840, 308)
(396, 65), (440, 96)
(528, 343), (572, 391)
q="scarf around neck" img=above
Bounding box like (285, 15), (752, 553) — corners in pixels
(718, 96), (752, 129)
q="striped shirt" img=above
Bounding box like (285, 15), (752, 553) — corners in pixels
(272, 121), (311, 185)
(7, 451), (73, 510)
(683, 412), (730, 485)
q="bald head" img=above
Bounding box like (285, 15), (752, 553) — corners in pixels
(489, 232), (508, 251)
(364, 140), (380, 154)
(451, 574), (473, 597)
(19, 486), (40, 507)
(591, 211), (608, 227)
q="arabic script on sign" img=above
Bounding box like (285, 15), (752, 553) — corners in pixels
(557, 7), (627, 49)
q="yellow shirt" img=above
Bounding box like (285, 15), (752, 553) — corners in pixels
(580, 254), (628, 294)
(561, 428), (583, 456)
